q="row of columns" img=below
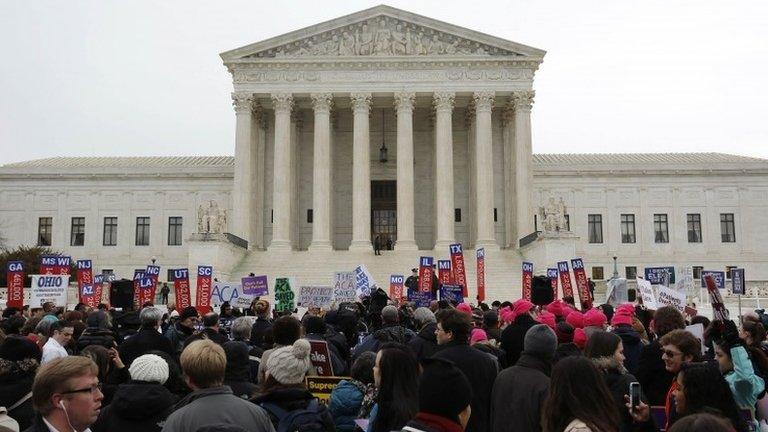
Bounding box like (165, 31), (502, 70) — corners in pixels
(231, 90), (534, 252)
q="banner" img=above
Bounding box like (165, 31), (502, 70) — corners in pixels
(557, 261), (574, 298)
(6, 261), (24, 309)
(211, 282), (253, 308)
(308, 340), (334, 376)
(193, 266), (213, 314)
(333, 272), (357, 304)
(521, 262), (534, 301)
(133, 270), (145, 307)
(298, 286), (334, 309)
(80, 283), (98, 308)
(418, 256), (434, 294)
(547, 268), (559, 300)
(657, 285), (686, 312)
(449, 243), (468, 296)
(700, 271), (726, 289)
(145, 265), (161, 303)
(172, 268), (191, 309)
(636, 278), (658, 309)
(30, 275), (70, 307)
(476, 248), (486, 302)
(437, 260), (452, 285)
(274, 277), (295, 312)
(55, 256), (71, 275)
(353, 265), (376, 298)
(389, 275), (405, 302)
(408, 290), (433, 308)
(645, 267), (676, 285)
(93, 274), (105, 306)
(439, 284), (464, 304)
(731, 268), (745, 295)
(571, 258), (592, 309)
(704, 274), (729, 321)
(40, 255), (57, 275)
(137, 277), (156, 306)
(76, 260), (93, 297)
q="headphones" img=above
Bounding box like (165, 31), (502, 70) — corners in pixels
(59, 400), (66, 409)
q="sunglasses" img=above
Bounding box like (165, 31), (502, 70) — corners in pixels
(662, 349), (683, 358)
(61, 383), (102, 396)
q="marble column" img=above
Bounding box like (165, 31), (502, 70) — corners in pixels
(309, 93), (333, 251)
(349, 93), (372, 251)
(512, 90), (535, 244)
(231, 92), (255, 245)
(269, 93), (294, 251)
(394, 91), (418, 250)
(502, 103), (516, 248)
(433, 91), (456, 249)
(473, 90), (498, 248)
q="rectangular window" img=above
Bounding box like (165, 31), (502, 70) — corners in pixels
(720, 213), (736, 243)
(103, 217), (117, 246)
(37, 217), (52, 246)
(625, 266), (637, 279)
(307, 209), (313, 224)
(621, 214), (636, 243)
(592, 267), (605, 280)
(726, 266), (738, 280)
(687, 213), (702, 243)
(588, 214), (603, 243)
(167, 269), (175, 282)
(693, 266), (704, 279)
(653, 214), (669, 243)
(454, 208), (462, 223)
(168, 217), (183, 246)
(494, 208), (498, 223)
(135, 217), (150, 246)
(70, 217), (85, 246)
(564, 214), (570, 231)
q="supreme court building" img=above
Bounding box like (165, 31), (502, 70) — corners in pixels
(2, 5), (768, 302)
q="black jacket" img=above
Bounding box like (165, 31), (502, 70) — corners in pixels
(251, 387), (334, 432)
(612, 325), (644, 375)
(432, 341), (498, 432)
(635, 340), (675, 406)
(118, 327), (175, 367)
(591, 357), (656, 432)
(0, 359), (36, 430)
(499, 314), (538, 367)
(92, 381), (178, 432)
(249, 317), (273, 350)
(409, 322), (439, 361)
(491, 353), (551, 432)
(77, 327), (116, 351)
(223, 341), (259, 399)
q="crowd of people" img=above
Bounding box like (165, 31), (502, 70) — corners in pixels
(1, 289), (767, 432)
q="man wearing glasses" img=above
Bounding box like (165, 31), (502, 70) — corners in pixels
(41, 321), (73, 364)
(28, 356), (103, 432)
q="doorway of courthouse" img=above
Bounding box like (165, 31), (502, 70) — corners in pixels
(371, 180), (396, 250)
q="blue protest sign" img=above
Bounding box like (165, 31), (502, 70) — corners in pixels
(700, 271), (726, 289)
(644, 267), (676, 285)
(439, 284), (464, 304)
(731, 268), (745, 295)
(408, 290), (433, 308)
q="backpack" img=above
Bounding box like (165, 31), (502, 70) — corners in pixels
(260, 399), (329, 432)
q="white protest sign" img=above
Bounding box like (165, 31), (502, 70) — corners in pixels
(657, 285), (686, 312)
(30, 275), (70, 307)
(333, 272), (357, 304)
(354, 265), (377, 298)
(210, 282), (253, 309)
(298, 286), (334, 309)
(636, 278), (658, 309)
(605, 278), (628, 306)
(686, 323), (706, 355)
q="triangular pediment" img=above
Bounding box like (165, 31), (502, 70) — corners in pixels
(221, 5), (545, 61)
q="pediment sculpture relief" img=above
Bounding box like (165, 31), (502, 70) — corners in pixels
(249, 16), (520, 58)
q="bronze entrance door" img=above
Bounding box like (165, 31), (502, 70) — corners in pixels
(371, 180), (396, 250)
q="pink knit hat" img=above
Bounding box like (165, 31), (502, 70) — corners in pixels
(499, 306), (515, 324)
(566, 311), (585, 329)
(470, 328), (488, 345)
(537, 311), (556, 330)
(513, 299), (535, 317)
(584, 308), (607, 328)
(611, 304), (635, 327)
(573, 328), (587, 349)
(545, 300), (566, 318)
(456, 303), (473, 316)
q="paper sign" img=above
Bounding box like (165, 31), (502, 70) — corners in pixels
(700, 271), (725, 289)
(389, 275), (405, 302)
(522, 262), (534, 301)
(275, 277), (296, 312)
(439, 284), (464, 304)
(308, 340), (334, 376)
(731, 268), (745, 295)
(6, 261), (24, 309)
(211, 282), (250, 308)
(333, 272), (357, 304)
(172, 269), (191, 308)
(449, 243), (468, 296)
(686, 323), (706, 355)
(644, 267), (676, 285)
(30, 275), (70, 307)
(408, 290), (433, 308)
(353, 265), (376, 298)
(195, 266), (214, 314)
(636, 278), (658, 309)
(657, 285), (686, 312)
(305, 376), (349, 403)
(437, 260), (452, 285)
(571, 258), (592, 309)
(80, 283), (98, 308)
(241, 275), (269, 297)
(298, 286), (334, 309)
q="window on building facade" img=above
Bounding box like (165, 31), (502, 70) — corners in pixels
(103, 217), (117, 246)
(168, 217), (183, 246)
(135, 217), (150, 246)
(653, 214), (669, 243)
(494, 208), (498, 222)
(726, 266), (738, 280)
(167, 269), (175, 281)
(687, 213), (702, 243)
(455, 208), (461, 223)
(70, 217), (85, 246)
(592, 267), (605, 280)
(693, 266), (704, 279)
(625, 266), (637, 279)
(588, 214), (603, 243)
(621, 214), (636, 243)
(564, 214), (570, 231)
(720, 213), (736, 243)
(38, 217), (52, 246)
(307, 209), (313, 224)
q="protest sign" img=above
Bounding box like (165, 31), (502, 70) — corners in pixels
(80, 283), (98, 308)
(557, 261), (574, 298)
(353, 265), (376, 298)
(137, 278), (156, 305)
(521, 262), (534, 301)
(93, 274), (105, 305)
(439, 284), (464, 304)
(76, 260), (93, 296)
(437, 260), (452, 285)
(644, 267), (675, 285)
(571, 258), (592, 309)
(476, 248), (486, 301)
(418, 257), (434, 294)
(605, 278), (628, 306)
(145, 265), (160, 302)
(686, 323), (707, 355)
(193, 266), (213, 314)
(308, 340), (334, 376)
(241, 275), (268, 297)
(704, 274), (729, 321)
(636, 278), (658, 309)
(389, 275), (405, 302)
(449, 243), (468, 296)
(40, 255), (57, 275)
(6, 261), (24, 309)
(547, 268), (559, 299)
(298, 286), (334, 309)
(333, 272), (357, 304)
(172, 269), (191, 308)
(701, 271), (725, 289)
(133, 270), (145, 307)
(731, 268), (745, 295)
(30, 275), (70, 307)
(408, 290), (432, 308)
(657, 285), (686, 312)
(211, 282), (252, 308)
(305, 376), (348, 403)
(275, 277), (296, 312)
(676, 266), (695, 298)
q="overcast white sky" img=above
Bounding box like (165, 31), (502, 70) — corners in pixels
(1, 1), (767, 164)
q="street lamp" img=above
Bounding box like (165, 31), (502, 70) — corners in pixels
(379, 108), (388, 163)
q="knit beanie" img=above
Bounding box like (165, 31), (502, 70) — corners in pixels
(265, 339), (312, 385)
(513, 300), (534, 317)
(537, 311), (556, 330)
(611, 304), (635, 327)
(180, 306), (199, 322)
(523, 324), (557, 358)
(566, 311), (584, 329)
(545, 300), (566, 318)
(418, 358), (472, 423)
(555, 321), (575, 344)
(499, 307), (515, 325)
(573, 328), (587, 349)
(129, 354), (169, 384)
(470, 328), (488, 345)
(456, 303), (473, 316)
(584, 309), (607, 328)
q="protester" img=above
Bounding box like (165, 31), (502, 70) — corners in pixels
(41, 321), (72, 364)
(405, 269), (419, 297)
(353, 306), (416, 359)
(367, 343), (419, 432)
(583, 308), (607, 338)
(79, 345), (129, 405)
(491, 324), (557, 432)
(230, 316), (263, 384)
(161, 339), (274, 432)
(64, 311), (87, 342)
(541, 356), (621, 432)
(433, 309), (497, 432)
(163, 306), (199, 355)
(329, 352), (377, 432)
(635, 306), (686, 405)
(401, 358), (473, 432)
(483, 311), (502, 342)
(160, 283), (170, 305)
(223, 340), (258, 399)
(118, 307), (174, 367)
(219, 302), (236, 339)
(77, 311), (115, 351)
(657, 329), (702, 429)
(667, 413), (735, 432)
(258, 315), (303, 384)
(609, 304), (643, 375)
(471, 328), (507, 369)
(408, 307), (439, 361)
(0, 336), (41, 429)
(500, 300), (538, 366)
(249, 300), (273, 350)
(199, 313), (229, 345)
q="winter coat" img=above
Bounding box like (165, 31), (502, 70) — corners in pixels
(352, 325), (417, 360)
(328, 379), (365, 432)
(200, 327), (229, 345)
(491, 353), (550, 432)
(251, 387), (334, 432)
(474, 343), (508, 370)
(409, 323), (439, 361)
(612, 325), (644, 374)
(163, 322), (194, 355)
(325, 326), (351, 363)
(499, 314), (538, 367)
(432, 341), (498, 432)
(223, 341), (259, 399)
(161, 386), (274, 432)
(401, 412), (464, 432)
(92, 381), (179, 432)
(249, 317), (273, 350)
(0, 358), (37, 430)
(724, 346), (765, 428)
(590, 357), (656, 432)
(118, 327), (175, 367)
(77, 327), (116, 351)
(635, 340), (675, 406)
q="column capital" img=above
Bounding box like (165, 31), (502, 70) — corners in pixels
(473, 90), (495, 112)
(511, 90), (535, 111)
(394, 91), (416, 112)
(350, 92), (372, 113)
(310, 93), (333, 114)
(433, 91), (455, 112)
(231, 92), (254, 114)
(271, 93), (294, 113)
(501, 102), (515, 126)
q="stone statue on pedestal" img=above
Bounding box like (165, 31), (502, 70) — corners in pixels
(196, 200), (228, 234)
(539, 197), (569, 234)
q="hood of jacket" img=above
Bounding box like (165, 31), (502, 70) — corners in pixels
(516, 352), (552, 376)
(110, 381), (177, 419)
(417, 322), (438, 344)
(591, 356), (628, 376)
(612, 325), (641, 346)
(329, 379), (365, 414)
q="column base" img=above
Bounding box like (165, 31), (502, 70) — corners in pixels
(267, 240), (293, 252)
(433, 240), (455, 252)
(395, 240), (418, 251)
(348, 241), (373, 252)
(473, 239), (500, 251)
(308, 241), (333, 252)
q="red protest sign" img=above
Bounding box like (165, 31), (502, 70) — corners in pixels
(571, 258), (592, 309)
(437, 260), (453, 285)
(476, 248), (486, 302)
(389, 275), (405, 302)
(704, 275), (729, 321)
(309, 340), (334, 376)
(76, 260), (93, 303)
(449, 243), (468, 297)
(418, 257), (434, 294)
(522, 262), (534, 301)
(6, 261), (24, 309)
(557, 261), (574, 298)
(172, 268), (192, 309)
(547, 268), (559, 299)
(196, 266), (213, 314)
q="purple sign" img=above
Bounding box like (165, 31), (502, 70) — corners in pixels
(241, 275), (269, 296)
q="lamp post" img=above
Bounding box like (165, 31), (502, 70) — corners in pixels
(612, 256), (619, 279)
(379, 108), (388, 163)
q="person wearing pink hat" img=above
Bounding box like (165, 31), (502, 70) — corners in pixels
(583, 308), (608, 339)
(610, 304), (644, 374)
(500, 299), (538, 366)
(456, 303), (473, 317)
(573, 328), (587, 350)
(566, 311), (584, 329)
(471, 327), (508, 369)
(537, 311), (556, 331)
(545, 300), (566, 319)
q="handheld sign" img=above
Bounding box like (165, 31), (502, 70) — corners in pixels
(353, 265), (376, 298)
(645, 267), (676, 285)
(298, 286), (334, 309)
(439, 284), (464, 304)
(274, 278), (295, 312)
(636, 278), (658, 309)
(194, 266), (213, 314)
(76, 260), (94, 299)
(30, 275), (70, 307)
(571, 258), (592, 309)
(547, 268), (559, 299)
(476, 248), (486, 302)
(308, 340), (334, 376)
(700, 271), (726, 289)
(211, 282), (250, 308)
(557, 261), (574, 298)
(305, 376), (348, 403)
(449, 243), (468, 297)
(521, 262), (534, 301)
(437, 260), (452, 285)
(418, 257), (434, 294)
(389, 275), (405, 302)
(333, 272), (357, 304)
(731, 268), (745, 295)
(704, 274), (729, 321)
(241, 275), (269, 297)
(657, 285), (686, 313)
(408, 290), (433, 308)
(6, 261), (25, 309)
(172, 269), (192, 308)
(55, 256), (72, 275)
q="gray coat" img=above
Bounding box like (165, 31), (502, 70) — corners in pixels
(491, 353), (551, 432)
(161, 386), (275, 432)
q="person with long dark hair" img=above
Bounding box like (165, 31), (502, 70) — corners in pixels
(675, 362), (747, 431)
(542, 356), (620, 432)
(367, 342), (419, 432)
